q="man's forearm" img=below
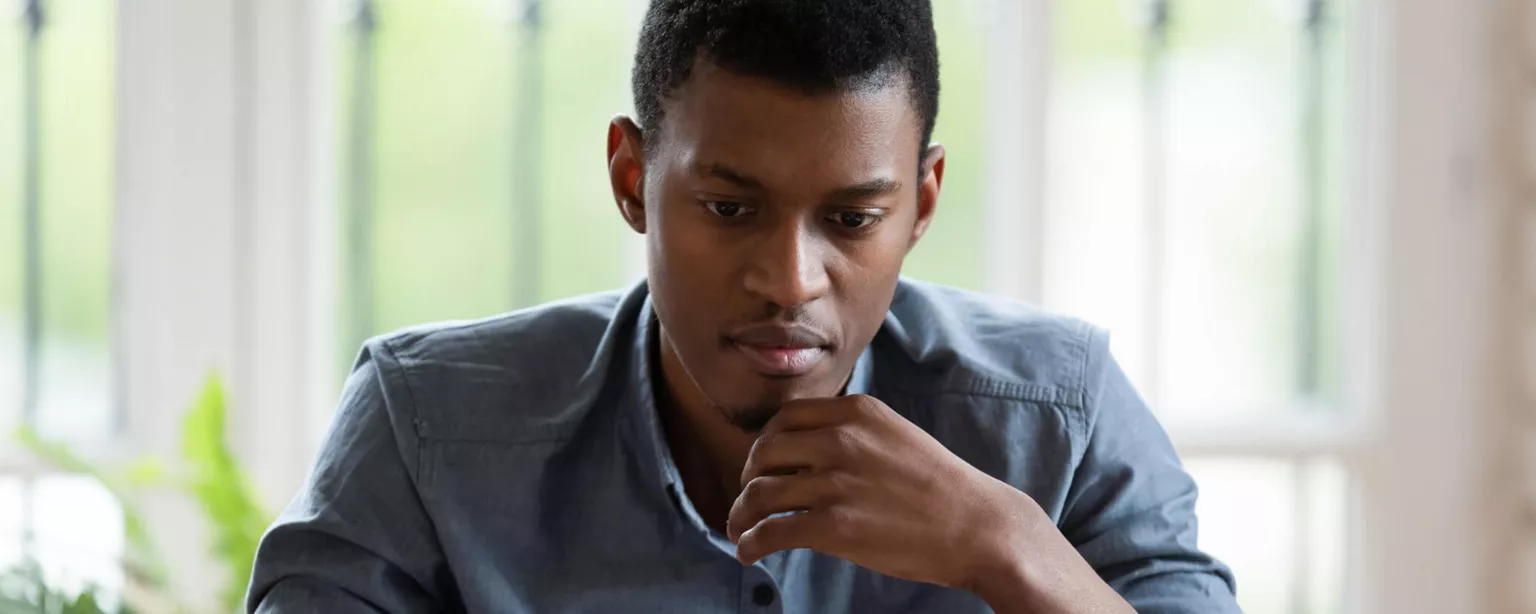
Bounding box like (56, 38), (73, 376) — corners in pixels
(972, 553), (1133, 614)
(967, 489), (1135, 614)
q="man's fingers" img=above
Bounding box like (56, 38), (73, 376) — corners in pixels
(740, 428), (856, 487)
(727, 473), (838, 543)
(734, 507), (839, 565)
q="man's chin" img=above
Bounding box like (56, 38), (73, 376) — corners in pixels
(719, 404), (779, 433)
(707, 372), (843, 432)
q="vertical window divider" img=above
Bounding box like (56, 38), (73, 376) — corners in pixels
(19, 0), (47, 567)
(1292, 5), (1329, 610)
(345, 0), (378, 348)
(21, 0), (44, 432)
(1291, 458), (1317, 614)
(1139, 0), (1171, 407)
(512, 0), (544, 309)
(1298, 0), (1328, 402)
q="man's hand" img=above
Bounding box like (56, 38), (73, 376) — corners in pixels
(725, 394), (1133, 614)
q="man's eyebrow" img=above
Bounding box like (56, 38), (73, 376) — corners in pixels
(696, 162), (764, 190)
(694, 162), (901, 201)
(826, 178), (902, 203)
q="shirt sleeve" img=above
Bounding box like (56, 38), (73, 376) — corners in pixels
(1058, 328), (1242, 613)
(246, 339), (456, 613)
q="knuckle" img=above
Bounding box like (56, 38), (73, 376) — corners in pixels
(753, 431), (778, 452)
(819, 471), (851, 501)
(743, 476), (778, 502)
(848, 394), (882, 415)
(827, 426), (858, 454)
(742, 477), (767, 501)
(823, 505), (854, 540)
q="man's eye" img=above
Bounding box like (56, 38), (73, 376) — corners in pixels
(829, 211), (880, 230)
(705, 201), (751, 218)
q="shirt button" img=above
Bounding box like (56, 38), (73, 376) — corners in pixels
(752, 583), (776, 607)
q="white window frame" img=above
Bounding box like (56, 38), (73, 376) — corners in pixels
(106, 0), (332, 606)
(71, 0), (1520, 611)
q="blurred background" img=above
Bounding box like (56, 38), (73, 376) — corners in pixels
(0, 0), (1531, 612)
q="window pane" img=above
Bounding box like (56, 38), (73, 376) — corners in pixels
(0, 478), (20, 569)
(349, 0), (519, 337)
(336, 0), (636, 362)
(0, 476), (124, 602)
(31, 475), (125, 603)
(0, 10), (24, 432)
(0, 0), (116, 440)
(898, 0), (989, 291)
(1186, 456), (1348, 614)
(335, 0), (1005, 363)
(1045, 0), (1153, 391)
(1048, 0), (1348, 418)
(535, 0), (643, 301)
(1159, 0), (1344, 416)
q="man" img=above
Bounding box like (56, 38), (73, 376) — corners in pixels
(247, 0), (1239, 612)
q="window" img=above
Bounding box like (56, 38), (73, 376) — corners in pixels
(331, 0), (1001, 364)
(8, 0), (1503, 611)
(1047, 2), (1357, 612)
(0, 0), (124, 595)
(899, 0), (993, 289)
(332, 0), (641, 363)
(1185, 457), (1349, 614)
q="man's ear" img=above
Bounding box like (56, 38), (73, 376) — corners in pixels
(908, 143), (945, 250)
(608, 115), (648, 233)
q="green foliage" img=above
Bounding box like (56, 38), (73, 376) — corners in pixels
(0, 560), (133, 614)
(177, 376), (270, 612)
(9, 373), (272, 614)
(12, 430), (166, 588)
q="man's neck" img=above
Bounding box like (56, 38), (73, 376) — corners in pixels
(654, 330), (757, 533)
(651, 326), (862, 532)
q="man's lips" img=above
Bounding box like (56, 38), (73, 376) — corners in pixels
(726, 324), (832, 377)
(733, 344), (828, 376)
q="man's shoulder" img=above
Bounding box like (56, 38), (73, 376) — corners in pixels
(376, 288), (628, 368)
(359, 286), (640, 441)
(882, 279), (1107, 408)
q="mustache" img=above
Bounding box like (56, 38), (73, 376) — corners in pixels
(724, 307), (832, 347)
(726, 322), (832, 348)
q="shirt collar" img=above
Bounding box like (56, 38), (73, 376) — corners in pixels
(627, 290), (686, 495)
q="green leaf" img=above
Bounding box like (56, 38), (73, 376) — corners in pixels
(13, 426), (94, 474)
(124, 457), (167, 488)
(62, 589), (109, 614)
(177, 373), (273, 612)
(11, 372), (278, 613)
(0, 560), (121, 614)
(11, 430), (170, 588)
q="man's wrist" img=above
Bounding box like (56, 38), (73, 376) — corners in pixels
(969, 551), (1039, 613)
(963, 483), (1132, 614)
(962, 484), (1052, 610)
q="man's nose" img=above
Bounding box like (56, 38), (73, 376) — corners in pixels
(742, 222), (831, 310)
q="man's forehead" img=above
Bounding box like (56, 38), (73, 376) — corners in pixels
(688, 159), (906, 200)
(657, 64), (923, 186)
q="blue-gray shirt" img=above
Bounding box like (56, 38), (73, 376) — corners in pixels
(247, 280), (1239, 613)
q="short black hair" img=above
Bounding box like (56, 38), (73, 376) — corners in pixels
(632, 0), (940, 157)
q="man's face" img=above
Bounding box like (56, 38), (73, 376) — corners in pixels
(609, 62), (943, 431)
